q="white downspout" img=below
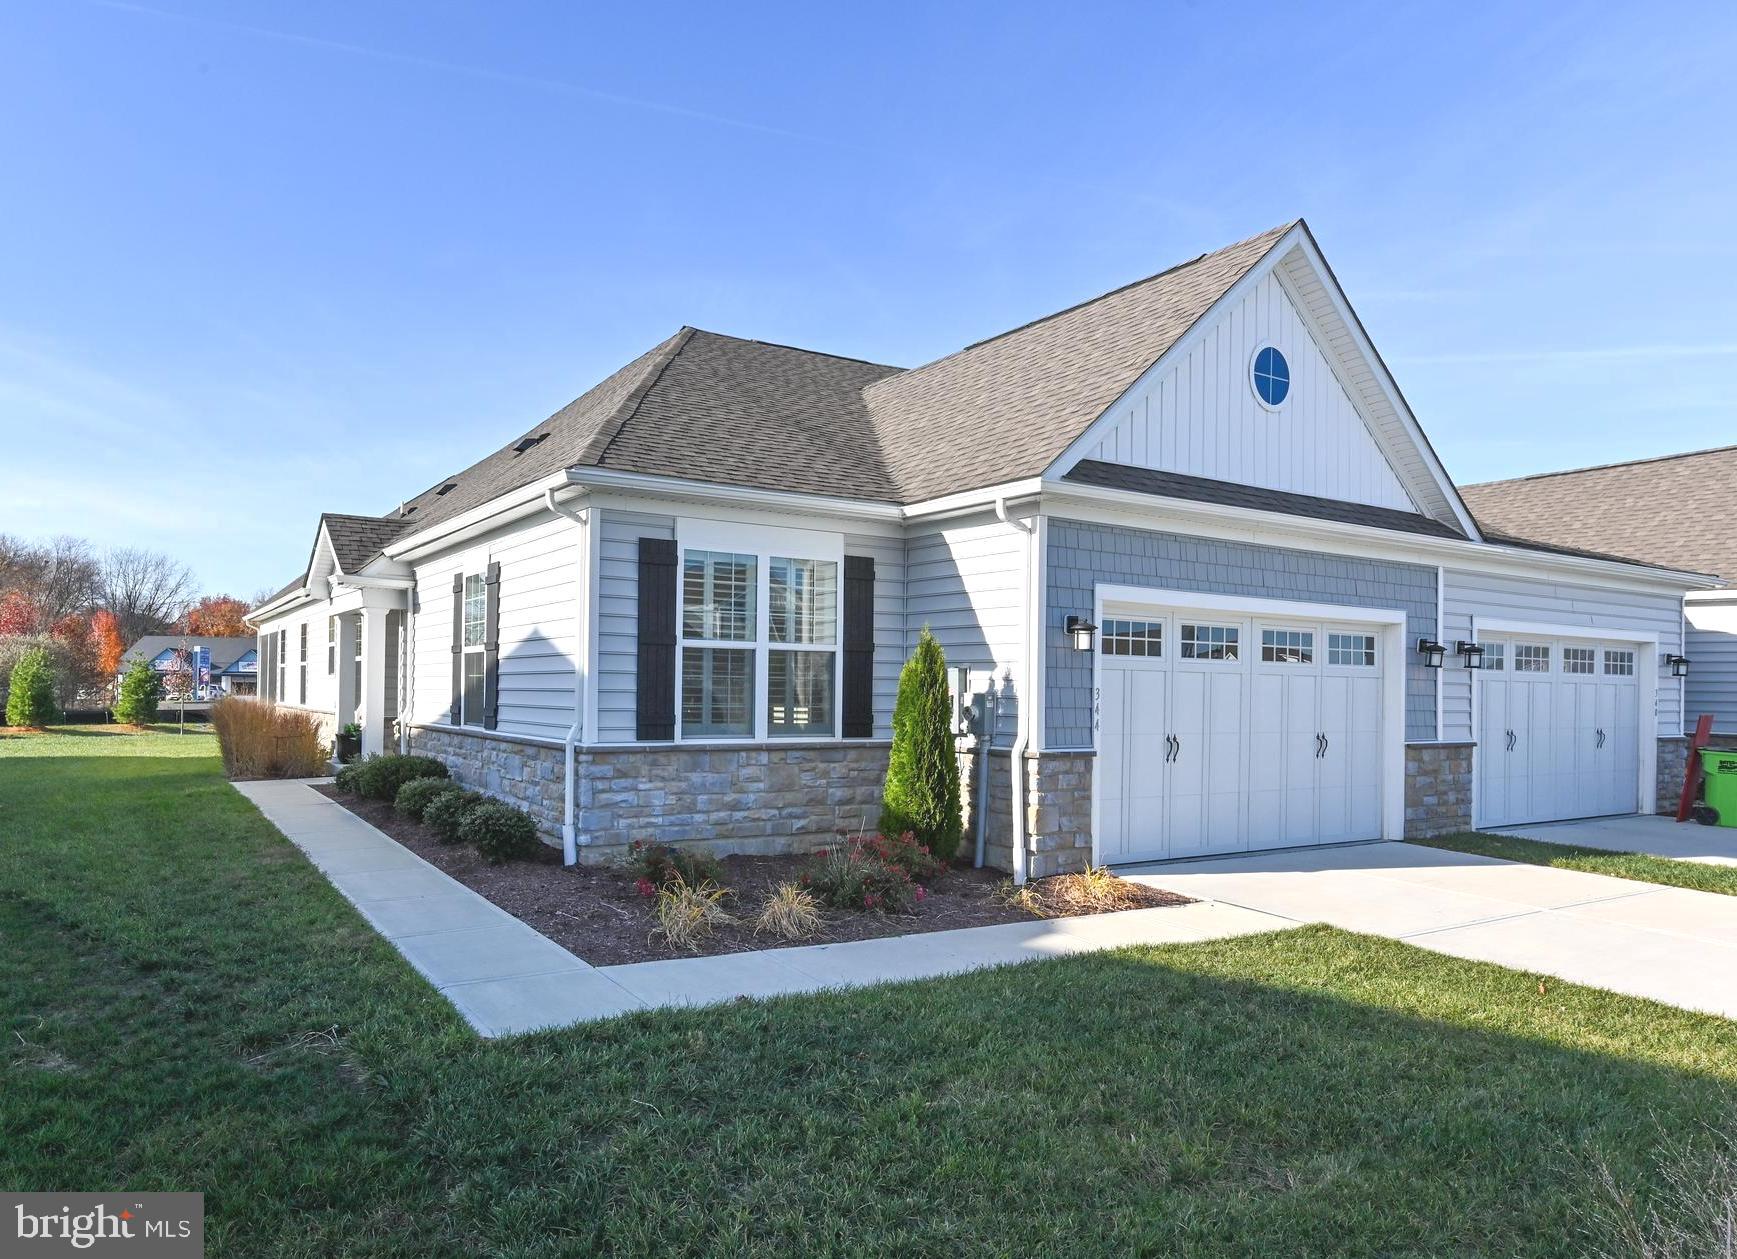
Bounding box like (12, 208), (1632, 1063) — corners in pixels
(545, 486), (591, 866)
(995, 495), (1037, 886)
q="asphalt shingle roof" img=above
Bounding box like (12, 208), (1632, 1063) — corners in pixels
(321, 513), (412, 573)
(121, 636), (255, 670)
(1462, 446), (1737, 581)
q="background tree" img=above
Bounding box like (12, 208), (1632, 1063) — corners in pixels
(878, 627), (964, 862)
(4, 646), (59, 727)
(113, 657), (161, 726)
(100, 546), (194, 644)
(181, 595), (252, 637)
(89, 610), (126, 677)
(0, 590), (38, 636)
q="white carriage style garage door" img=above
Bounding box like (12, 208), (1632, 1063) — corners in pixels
(1476, 635), (1643, 828)
(1095, 598), (1393, 865)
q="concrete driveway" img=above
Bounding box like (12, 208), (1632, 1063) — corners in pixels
(1490, 812), (1737, 867)
(1121, 841), (1737, 1020)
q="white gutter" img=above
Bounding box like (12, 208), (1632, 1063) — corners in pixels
(544, 485), (592, 866)
(566, 466), (904, 522)
(995, 494), (1038, 886)
(330, 574), (415, 590)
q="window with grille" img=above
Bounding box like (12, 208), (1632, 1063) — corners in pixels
(1100, 619), (1162, 657)
(1261, 628), (1314, 664)
(1564, 646), (1595, 674)
(767, 556), (836, 737)
(1180, 623), (1239, 661)
(1482, 642), (1504, 671)
(1604, 649), (1635, 676)
(461, 573), (487, 726)
(1327, 632), (1376, 667)
(1515, 644), (1551, 673)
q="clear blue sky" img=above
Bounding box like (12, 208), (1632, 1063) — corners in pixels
(3, 1), (1734, 597)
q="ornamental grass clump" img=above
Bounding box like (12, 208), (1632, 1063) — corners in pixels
(752, 883), (824, 941)
(210, 697), (326, 778)
(652, 877), (736, 951)
(878, 627), (963, 863)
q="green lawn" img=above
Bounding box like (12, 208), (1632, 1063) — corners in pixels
(3, 729), (1735, 1256)
(1422, 829), (1737, 898)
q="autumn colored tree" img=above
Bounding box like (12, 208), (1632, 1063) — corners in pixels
(89, 609), (126, 676)
(181, 595), (252, 638)
(49, 614), (99, 695)
(0, 589), (40, 636)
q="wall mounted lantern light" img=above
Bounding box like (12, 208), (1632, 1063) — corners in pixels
(1667, 653), (1691, 678)
(1456, 641), (1485, 670)
(1416, 638), (1447, 669)
(1065, 615), (1098, 653)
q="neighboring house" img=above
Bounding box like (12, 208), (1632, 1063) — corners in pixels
(1464, 445), (1737, 736)
(248, 221), (1718, 880)
(119, 636), (258, 699)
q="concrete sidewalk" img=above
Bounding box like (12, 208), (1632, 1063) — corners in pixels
(1122, 841), (1737, 1020)
(234, 780), (1287, 1036)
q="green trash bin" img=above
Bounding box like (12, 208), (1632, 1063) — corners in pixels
(1700, 749), (1737, 827)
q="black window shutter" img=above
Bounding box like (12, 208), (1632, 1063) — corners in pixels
(262, 635), (274, 702)
(482, 560), (501, 731)
(842, 554), (875, 738)
(449, 573), (463, 724)
(636, 537), (677, 741)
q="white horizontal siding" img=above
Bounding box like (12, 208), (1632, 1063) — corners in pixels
(254, 608), (340, 718)
(906, 512), (1027, 743)
(409, 511), (581, 740)
(844, 531), (905, 740)
(595, 509), (674, 743)
(1686, 624), (1737, 735)
(1078, 270), (1413, 511)
(1442, 569), (1685, 741)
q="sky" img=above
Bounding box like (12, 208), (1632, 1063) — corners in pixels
(2, 1), (1735, 598)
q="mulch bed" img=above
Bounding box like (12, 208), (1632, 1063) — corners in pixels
(311, 785), (1191, 965)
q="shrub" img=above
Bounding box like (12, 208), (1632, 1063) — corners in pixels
(853, 830), (947, 882)
(395, 776), (460, 821)
(4, 647), (58, 727)
(333, 761), (364, 794)
(627, 840), (724, 889)
(424, 789), (486, 845)
(752, 883), (824, 941)
(210, 697), (326, 778)
(652, 877), (735, 951)
(0, 634), (82, 713)
(465, 800), (540, 864)
(348, 754), (448, 802)
(112, 658), (159, 726)
(879, 627), (963, 862)
(803, 838), (925, 914)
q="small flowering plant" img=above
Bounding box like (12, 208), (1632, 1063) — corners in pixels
(802, 834), (927, 914)
(627, 839), (724, 889)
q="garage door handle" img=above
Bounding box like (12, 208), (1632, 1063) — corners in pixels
(1506, 730), (1515, 751)
(1322, 733), (1329, 757)
(1164, 734), (1175, 763)
(1172, 735), (1182, 761)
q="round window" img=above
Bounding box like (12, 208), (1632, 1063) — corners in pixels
(1251, 345), (1290, 408)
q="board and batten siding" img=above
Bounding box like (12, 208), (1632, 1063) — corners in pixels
(408, 511), (582, 740)
(1684, 617), (1737, 735)
(1440, 569), (1685, 741)
(593, 511), (905, 743)
(905, 512), (1029, 745)
(1044, 518), (1439, 748)
(1072, 270), (1414, 513)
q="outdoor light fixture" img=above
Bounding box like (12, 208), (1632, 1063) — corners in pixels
(1065, 615), (1098, 653)
(1667, 654), (1691, 678)
(1417, 638), (1447, 669)
(1456, 640), (1486, 670)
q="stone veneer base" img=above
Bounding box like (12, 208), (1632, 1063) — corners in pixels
(1404, 742), (1474, 837)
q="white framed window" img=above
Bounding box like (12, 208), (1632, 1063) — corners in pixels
(276, 628), (286, 700)
(461, 571), (487, 726)
(1100, 619), (1162, 657)
(1180, 623), (1239, 661)
(1260, 627), (1314, 664)
(676, 524), (842, 741)
(1481, 642), (1505, 672)
(1604, 649), (1635, 676)
(298, 623), (308, 704)
(1327, 632), (1376, 667)
(1563, 646), (1595, 675)
(327, 616), (338, 675)
(1515, 643), (1551, 673)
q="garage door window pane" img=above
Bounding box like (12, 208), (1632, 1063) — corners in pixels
(1101, 619), (1161, 657)
(1482, 643), (1504, 671)
(1604, 649), (1635, 676)
(1181, 624), (1238, 661)
(1563, 647), (1595, 674)
(1327, 633), (1376, 667)
(1261, 629), (1314, 664)
(1515, 644), (1550, 673)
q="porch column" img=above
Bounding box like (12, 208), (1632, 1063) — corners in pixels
(358, 604), (391, 757)
(335, 613), (360, 730)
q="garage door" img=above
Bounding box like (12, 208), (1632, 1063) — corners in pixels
(1476, 637), (1640, 827)
(1097, 610), (1386, 864)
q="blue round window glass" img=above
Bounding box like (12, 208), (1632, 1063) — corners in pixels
(1252, 346), (1290, 407)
